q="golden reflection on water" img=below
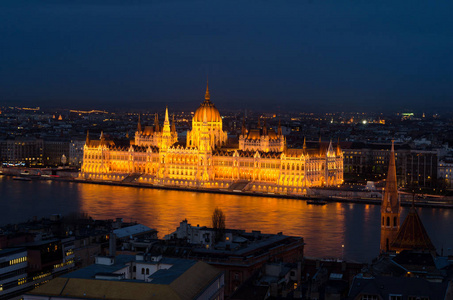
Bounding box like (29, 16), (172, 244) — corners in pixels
(3, 178), (450, 262)
(77, 183), (365, 259)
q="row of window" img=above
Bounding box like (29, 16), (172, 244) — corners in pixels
(382, 216), (398, 227)
(9, 256), (27, 266)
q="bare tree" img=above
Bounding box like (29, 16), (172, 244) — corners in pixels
(212, 207), (225, 243)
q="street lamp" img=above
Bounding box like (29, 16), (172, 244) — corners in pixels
(342, 244), (345, 261)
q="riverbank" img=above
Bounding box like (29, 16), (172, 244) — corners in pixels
(3, 169), (453, 209)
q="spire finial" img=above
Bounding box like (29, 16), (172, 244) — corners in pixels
(165, 106), (169, 123)
(205, 78), (210, 101)
(86, 130), (90, 146)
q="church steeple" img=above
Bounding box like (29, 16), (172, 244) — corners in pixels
(380, 140), (401, 253)
(384, 141), (399, 210)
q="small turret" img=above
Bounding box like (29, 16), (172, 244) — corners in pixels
(100, 131), (106, 145)
(336, 137), (342, 156)
(303, 137), (307, 153)
(137, 115), (142, 133)
(154, 113), (160, 132)
(241, 118), (247, 136)
(327, 139), (334, 156)
(86, 130), (90, 146)
(171, 115), (176, 133)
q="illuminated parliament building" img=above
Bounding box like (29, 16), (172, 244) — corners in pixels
(80, 84), (343, 194)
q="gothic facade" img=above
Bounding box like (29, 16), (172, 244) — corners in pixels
(80, 84), (344, 194)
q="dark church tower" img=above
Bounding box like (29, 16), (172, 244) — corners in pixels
(380, 141), (401, 252)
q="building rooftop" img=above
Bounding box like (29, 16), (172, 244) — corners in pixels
(113, 224), (156, 239)
(0, 247), (26, 257)
(28, 254), (223, 300)
(391, 206), (436, 252)
(349, 275), (448, 300)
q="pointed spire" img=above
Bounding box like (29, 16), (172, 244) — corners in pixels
(303, 137), (307, 152)
(165, 106), (169, 123)
(171, 115), (176, 133)
(154, 113), (160, 132)
(327, 139), (334, 155)
(278, 119), (282, 136)
(241, 118), (247, 136)
(336, 137), (342, 156)
(86, 130), (90, 146)
(100, 131), (105, 145)
(163, 107), (171, 133)
(383, 140), (399, 210)
(137, 114), (142, 132)
(204, 78), (210, 102)
(258, 117), (261, 129)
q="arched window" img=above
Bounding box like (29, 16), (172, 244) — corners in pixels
(146, 268), (149, 275)
(393, 217), (397, 227)
(141, 268), (144, 274)
(386, 217), (390, 226)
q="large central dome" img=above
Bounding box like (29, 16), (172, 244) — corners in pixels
(193, 82), (222, 123)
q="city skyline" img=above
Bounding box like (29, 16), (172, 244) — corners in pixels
(1, 1), (453, 112)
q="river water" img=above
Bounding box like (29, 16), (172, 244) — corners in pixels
(1, 176), (452, 262)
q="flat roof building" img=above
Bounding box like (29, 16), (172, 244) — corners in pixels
(24, 254), (224, 300)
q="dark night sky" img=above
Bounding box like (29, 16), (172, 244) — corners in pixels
(1, 1), (452, 112)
